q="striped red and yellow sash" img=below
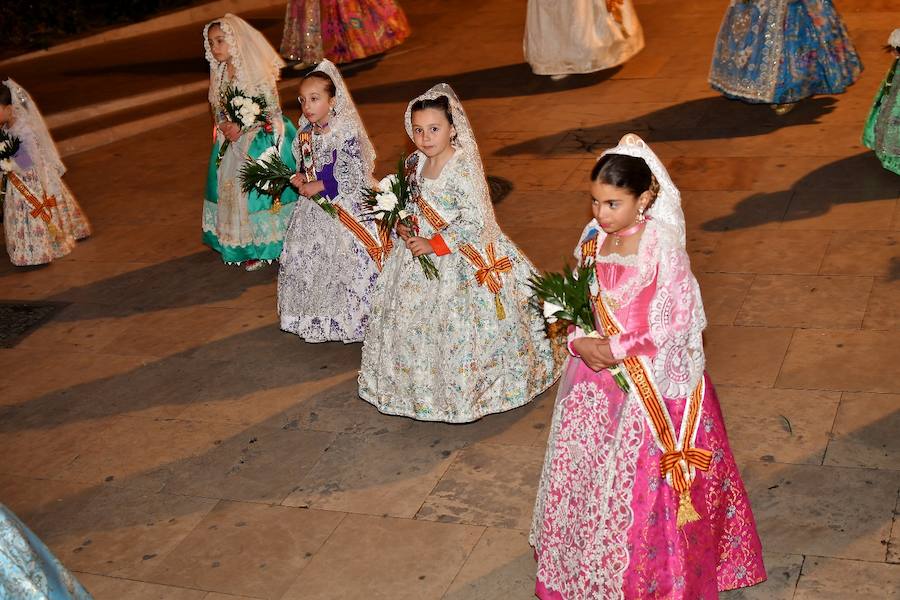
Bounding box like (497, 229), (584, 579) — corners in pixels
(406, 155), (512, 318)
(590, 242), (710, 528)
(7, 172), (63, 239)
(335, 206), (393, 272)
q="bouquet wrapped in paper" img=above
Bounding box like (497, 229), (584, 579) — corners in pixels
(529, 262), (630, 392)
(363, 155), (439, 280)
(217, 85), (271, 166)
(295, 130), (338, 217)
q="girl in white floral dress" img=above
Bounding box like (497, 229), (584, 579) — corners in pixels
(1, 79), (90, 267)
(358, 84), (560, 423)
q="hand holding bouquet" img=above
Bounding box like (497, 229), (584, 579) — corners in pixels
(364, 155), (439, 280)
(529, 262), (630, 392)
(217, 86), (271, 166)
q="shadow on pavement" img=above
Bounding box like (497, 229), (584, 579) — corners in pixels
(495, 96), (838, 156)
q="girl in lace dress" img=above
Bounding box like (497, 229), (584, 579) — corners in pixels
(1, 79), (90, 267)
(358, 84), (560, 423)
(202, 14), (299, 271)
(530, 134), (766, 599)
(278, 60), (385, 342)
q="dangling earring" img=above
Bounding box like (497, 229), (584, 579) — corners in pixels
(637, 206), (646, 224)
(331, 106), (337, 117)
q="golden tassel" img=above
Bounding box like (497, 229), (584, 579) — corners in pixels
(676, 490), (701, 528)
(270, 197), (282, 214)
(47, 221), (63, 240)
(494, 294), (506, 320)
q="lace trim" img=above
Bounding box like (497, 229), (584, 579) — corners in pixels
(530, 381), (644, 598)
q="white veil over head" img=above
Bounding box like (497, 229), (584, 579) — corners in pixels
(598, 133), (707, 400)
(600, 133), (685, 246)
(203, 14), (285, 104)
(298, 59), (376, 176)
(3, 78), (64, 179)
(404, 83), (500, 246)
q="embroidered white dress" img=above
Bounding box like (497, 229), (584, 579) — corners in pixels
(358, 150), (559, 422)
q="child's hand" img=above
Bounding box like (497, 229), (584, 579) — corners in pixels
(572, 337), (617, 372)
(289, 173), (305, 189)
(406, 236), (434, 257)
(219, 121), (241, 142)
(298, 180), (325, 197)
(396, 222), (412, 241)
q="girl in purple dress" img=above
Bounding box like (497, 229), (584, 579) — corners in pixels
(530, 134), (766, 599)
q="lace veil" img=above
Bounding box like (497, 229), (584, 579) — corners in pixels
(404, 84), (500, 246)
(598, 134), (708, 400)
(203, 14), (285, 105)
(3, 78), (64, 185)
(298, 59), (376, 177)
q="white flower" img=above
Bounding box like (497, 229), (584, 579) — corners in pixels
(257, 146), (278, 164)
(542, 300), (565, 323)
(0, 159), (14, 173)
(375, 191), (399, 212)
(249, 103), (261, 115)
(378, 174), (398, 191)
(232, 96), (247, 107)
(0, 140), (8, 153)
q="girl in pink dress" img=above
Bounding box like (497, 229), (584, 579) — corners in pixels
(530, 134), (766, 599)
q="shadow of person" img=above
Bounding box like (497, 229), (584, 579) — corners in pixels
(41, 251), (277, 321)
(495, 96), (838, 157)
(348, 62), (621, 105)
(702, 153), (900, 231)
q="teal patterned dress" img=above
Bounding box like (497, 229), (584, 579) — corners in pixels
(202, 80), (299, 264)
(709, 0), (861, 104)
(863, 57), (900, 176)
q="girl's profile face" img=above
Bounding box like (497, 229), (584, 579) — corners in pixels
(591, 180), (644, 235)
(207, 25), (231, 62)
(411, 107), (455, 158)
(298, 78), (335, 126)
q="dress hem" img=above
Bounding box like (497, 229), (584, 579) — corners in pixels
(357, 373), (559, 424)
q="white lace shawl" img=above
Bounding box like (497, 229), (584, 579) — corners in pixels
(3, 79), (63, 193)
(404, 83), (501, 246)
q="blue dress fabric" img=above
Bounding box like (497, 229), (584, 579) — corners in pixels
(709, 0), (861, 104)
(0, 504), (93, 599)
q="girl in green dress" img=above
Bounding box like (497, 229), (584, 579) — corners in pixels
(863, 29), (900, 176)
(202, 14), (299, 270)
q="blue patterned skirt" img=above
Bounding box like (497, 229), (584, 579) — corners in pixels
(709, 0), (862, 104)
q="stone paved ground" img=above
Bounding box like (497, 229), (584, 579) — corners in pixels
(2, 0), (899, 598)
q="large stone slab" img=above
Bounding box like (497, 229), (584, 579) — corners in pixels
(704, 326), (794, 388)
(282, 427), (464, 518)
(742, 462), (900, 561)
(778, 330), (900, 394)
(794, 556), (900, 599)
(442, 527), (537, 600)
(825, 392), (900, 470)
(717, 386), (840, 466)
(416, 443), (545, 530)
(280, 514), (483, 600)
(147, 501), (343, 600)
